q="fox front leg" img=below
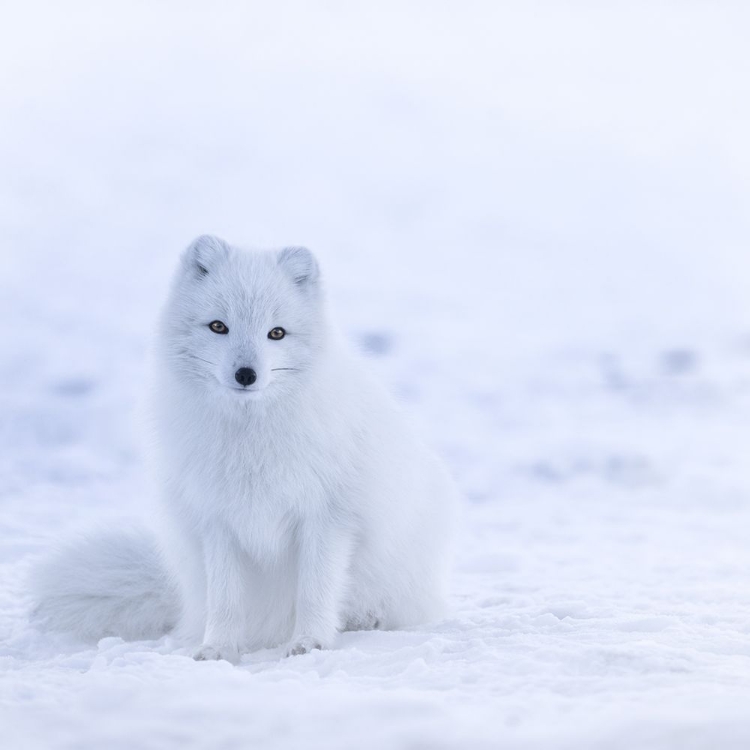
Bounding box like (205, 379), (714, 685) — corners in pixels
(193, 529), (248, 664)
(286, 520), (353, 657)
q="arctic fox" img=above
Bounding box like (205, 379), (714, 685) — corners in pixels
(32, 236), (457, 661)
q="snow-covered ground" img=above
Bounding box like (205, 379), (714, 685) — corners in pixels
(2, 3), (750, 748)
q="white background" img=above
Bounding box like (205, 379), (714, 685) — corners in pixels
(2, 2), (750, 748)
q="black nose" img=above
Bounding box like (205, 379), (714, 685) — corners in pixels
(234, 367), (257, 386)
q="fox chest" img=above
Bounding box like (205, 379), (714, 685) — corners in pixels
(180, 436), (335, 559)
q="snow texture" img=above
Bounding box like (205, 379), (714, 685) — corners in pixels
(2, 2), (750, 749)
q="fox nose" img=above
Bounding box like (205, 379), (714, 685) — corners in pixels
(234, 367), (257, 387)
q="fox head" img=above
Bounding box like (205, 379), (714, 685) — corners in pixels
(161, 235), (326, 403)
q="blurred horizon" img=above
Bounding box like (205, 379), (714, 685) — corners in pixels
(2, 2), (749, 351)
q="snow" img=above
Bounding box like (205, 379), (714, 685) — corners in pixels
(2, 2), (750, 748)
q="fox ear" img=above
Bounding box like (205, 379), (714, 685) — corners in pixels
(183, 235), (230, 278)
(277, 246), (319, 287)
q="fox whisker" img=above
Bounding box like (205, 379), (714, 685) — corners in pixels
(186, 354), (217, 366)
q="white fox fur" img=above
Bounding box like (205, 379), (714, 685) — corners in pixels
(32, 236), (457, 661)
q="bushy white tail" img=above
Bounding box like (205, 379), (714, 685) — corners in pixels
(31, 526), (179, 642)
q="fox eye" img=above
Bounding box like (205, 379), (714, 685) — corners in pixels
(268, 327), (286, 340)
(209, 320), (228, 334)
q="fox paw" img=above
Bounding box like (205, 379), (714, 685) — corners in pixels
(193, 643), (241, 664)
(285, 636), (323, 657)
(344, 612), (381, 632)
